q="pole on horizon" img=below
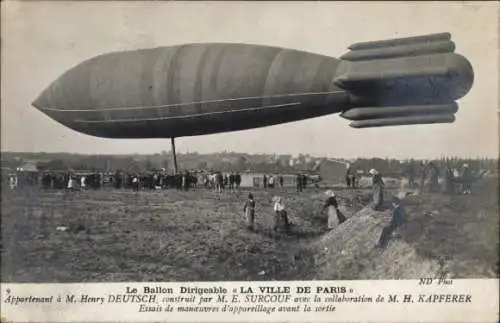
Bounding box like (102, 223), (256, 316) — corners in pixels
(171, 137), (178, 174)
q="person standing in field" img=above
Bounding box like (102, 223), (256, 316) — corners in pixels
(406, 162), (415, 189)
(181, 172), (187, 191)
(229, 173), (235, 192)
(349, 172), (356, 188)
(132, 175), (140, 192)
(370, 169), (384, 211)
(461, 164), (472, 195)
(419, 161), (428, 192)
(268, 175), (275, 189)
(441, 165), (455, 195)
(80, 175), (87, 190)
(216, 172), (223, 193)
(243, 193), (256, 231)
(345, 164), (352, 188)
(322, 191), (346, 230)
(223, 174), (229, 191)
(376, 197), (406, 248)
(428, 162), (440, 192)
(301, 174), (308, 190)
(235, 173), (241, 191)
(9, 174), (17, 190)
(272, 196), (290, 233)
(67, 173), (75, 191)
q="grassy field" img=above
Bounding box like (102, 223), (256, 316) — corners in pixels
(1, 181), (498, 282)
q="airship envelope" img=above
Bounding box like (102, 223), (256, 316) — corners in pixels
(32, 32), (474, 138)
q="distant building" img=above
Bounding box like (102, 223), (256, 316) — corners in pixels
(265, 155), (276, 163)
(1, 166), (12, 183)
(16, 160), (41, 186)
(316, 159), (350, 185)
(278, 155), (291, 168)
(17, 160), (39, 173)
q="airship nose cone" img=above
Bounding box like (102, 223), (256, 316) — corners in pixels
(32, 79), (70, 125)
(32, 90), (47, 110)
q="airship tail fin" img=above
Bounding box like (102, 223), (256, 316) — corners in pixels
(349, 114), (455, 129)
(340, 103), (458, 121)
(341, 103), (457, 128)
(347, 32), (451, 50)
(341, 32), (454, 61)
(334, 33), (473, 128)
(333, 31), (474, 105)
(333, 51), (473, 105)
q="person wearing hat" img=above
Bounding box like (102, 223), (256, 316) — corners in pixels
(296, 173), (302, 192)
(390, 197), (406, 233)
(376, 197), (406, 248)
(272, 196), (290, 232)
(441, 164), (456, 195)
(461, 164), (472, 195)
(405, 162), (416, 189)
(345, 164), (352, 188)
(369, 169), (385, 211)
(322, 191), (346, 230)
(419, 161), (428, 192)
(428, 162), (440, 193)
(349, 172), (356, 189)
(243, 193), (256, 231)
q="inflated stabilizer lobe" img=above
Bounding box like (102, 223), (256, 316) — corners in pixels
(334, 53), (473, 106)
(349, 114), (455, 129)
(347, 32), (451, 50)
(340, 103), (458, 121)
(340, 41), (455, 61)
(336, 33), (473, 108)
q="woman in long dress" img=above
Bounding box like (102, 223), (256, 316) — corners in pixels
(369, 169), (384, 211)
(323, 191), (346, 230)
(243, 193), (256, 231)
(272, 196), (290, 232)
(67, 173), (74, 191)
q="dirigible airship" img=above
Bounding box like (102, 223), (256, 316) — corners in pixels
(33, 32), (474, 139)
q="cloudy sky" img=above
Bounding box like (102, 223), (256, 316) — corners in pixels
(1, 1), (498, 159)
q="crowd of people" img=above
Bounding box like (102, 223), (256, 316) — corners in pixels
(6, 168), (314, 193)
(403, 161), (485, 195)
(8, 169), (245, 192)
(248, 162), (487, 245)
(5, 160), (487, 248)
(6, 166), (323, 194)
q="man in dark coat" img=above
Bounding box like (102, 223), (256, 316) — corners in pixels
(345, 166), (352, 188)
(296, 174), (302, 192)
(377, 197), (406, 248)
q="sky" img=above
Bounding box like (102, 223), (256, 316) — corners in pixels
(1, 1), (498, 159)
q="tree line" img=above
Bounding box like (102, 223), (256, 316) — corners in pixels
(2, 152), (497, 175)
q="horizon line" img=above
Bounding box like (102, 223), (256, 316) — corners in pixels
(1, 150), (498, 161)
